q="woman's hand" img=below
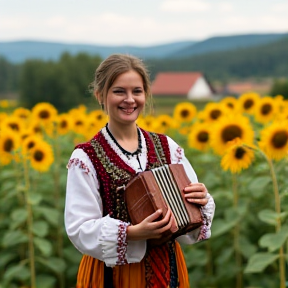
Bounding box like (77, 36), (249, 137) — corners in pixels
(126, 208), (173, 241)
(183, 182), (208, 206)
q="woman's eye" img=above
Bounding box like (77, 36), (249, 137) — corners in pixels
(114, 90), (124, 94)
(134, 89), (143, 94)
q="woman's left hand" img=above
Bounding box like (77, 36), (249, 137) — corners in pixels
(183, 183), (208, 206)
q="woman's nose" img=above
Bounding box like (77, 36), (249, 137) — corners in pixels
(124, 92), (135, 103)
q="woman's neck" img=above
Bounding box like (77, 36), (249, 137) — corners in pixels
(107, 123), (138, 141)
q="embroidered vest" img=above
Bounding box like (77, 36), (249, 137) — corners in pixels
(75, 128), (171, 222)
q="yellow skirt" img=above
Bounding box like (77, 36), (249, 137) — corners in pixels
(76, 241), (190, 288)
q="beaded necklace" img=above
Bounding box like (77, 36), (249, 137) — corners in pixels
(105, 124), (142, 160)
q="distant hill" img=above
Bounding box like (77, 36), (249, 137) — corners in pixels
(0, 40), (195, 63)
(0, 33), (287, 63)
(171, 33), (288, 58)
(146, 36), (288, 81)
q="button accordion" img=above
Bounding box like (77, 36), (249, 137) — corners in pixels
(123, 163), (203, 245)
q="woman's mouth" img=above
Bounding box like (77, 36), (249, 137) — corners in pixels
(119, 107), (137, 114)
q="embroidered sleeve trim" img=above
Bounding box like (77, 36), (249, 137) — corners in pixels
(116, 222), (129, 265)
(66, 158), (90, 175)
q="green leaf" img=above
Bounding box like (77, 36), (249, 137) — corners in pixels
(2, 230), (28, 247)
(33, 220), (49, 237)
(0, 252), (17, 268)
(259, 228), (288, 252)
(185, 248), (207, 267)
(3, 264), (30, 281)
(37, 257), (66, 274)
(34, 237), (53, 257)
(34, 207), (60, 226)
(36, 275), (57, 288)
(27, 193), (43, 205)
(10, 208), (28, 229)
(244, 252), (279, 273)
(258, 209), (279, 226)
(248, 176), (271, 199)
(211, 218), (239, 238)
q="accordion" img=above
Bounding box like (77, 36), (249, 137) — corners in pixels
(124, 163), (203, 245)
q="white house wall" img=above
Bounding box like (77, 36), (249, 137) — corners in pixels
(187, 77), (213, 99)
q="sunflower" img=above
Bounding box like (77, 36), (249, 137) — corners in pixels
(254, 96), (279, 124)
(137, 115), (156, 131)
(56, 113), (74, 135)
(151, 115), (175, 133)
(220, 96), (238, 111)
(88, 110), (108, 132)
(29, 140), (54, 172)
(0, 100), (9, 108)
(210, 113), (254, 155)
(21, 134), (44, 156)
(13, 107), (31, 120)
(0, 115), (25, 133)
(70, 112), (88, 135)
(188, 122), (211, 151)
(237, 92), (260, 115)
(0, 128), (21, 165)
(31, 102), (58, 123)
(173, 102), (197, 123)
(198, 102), (229, 123)
(221, 138), (255, 174)
(258, 121), (288, 161)
(0, 112), (8, 124)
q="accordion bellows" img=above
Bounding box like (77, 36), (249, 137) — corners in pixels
(124, 164), (203, 244)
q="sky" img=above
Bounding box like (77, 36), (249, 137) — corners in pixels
(1, 0), (288, 46)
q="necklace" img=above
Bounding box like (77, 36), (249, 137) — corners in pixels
(106, 124), (142, 159)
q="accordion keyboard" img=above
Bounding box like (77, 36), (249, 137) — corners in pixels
(151, 165), (190, 229)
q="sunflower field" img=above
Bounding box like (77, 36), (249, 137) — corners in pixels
(0, 93), (288, 288)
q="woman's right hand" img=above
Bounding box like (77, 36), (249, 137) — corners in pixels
(126, 208), (173, 241)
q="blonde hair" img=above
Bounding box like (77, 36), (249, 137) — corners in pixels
(92, 54), (152, 113)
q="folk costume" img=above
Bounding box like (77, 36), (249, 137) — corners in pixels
(65, 126), (215, 288)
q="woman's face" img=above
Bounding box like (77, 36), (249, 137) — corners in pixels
(105, 70), (145, 126)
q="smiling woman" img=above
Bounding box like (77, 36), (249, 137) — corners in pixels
(64, 54), (215, 288)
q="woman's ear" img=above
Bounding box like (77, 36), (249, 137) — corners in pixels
(94, 91), (102, 105)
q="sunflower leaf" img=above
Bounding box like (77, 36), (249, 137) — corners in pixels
(258, 209), (279, 226)
(27, 193), (43, 205)
(244, 252), (279, 273)
(259, 227), (288, 252)
(34, 237), (53, 257)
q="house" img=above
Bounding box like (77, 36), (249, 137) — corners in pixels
(151, 72), (216, 100)
(223, 81), (271, 96)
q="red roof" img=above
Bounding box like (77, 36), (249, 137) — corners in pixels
(151, 72), (203, 95)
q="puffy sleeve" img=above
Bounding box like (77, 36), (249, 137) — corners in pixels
(64, 148), (146, 267)
(166, 136), (216, 245)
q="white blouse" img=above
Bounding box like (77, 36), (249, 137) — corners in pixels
(65, 127), (215, 267)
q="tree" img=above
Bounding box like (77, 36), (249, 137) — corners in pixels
(270, 78), (288, 99)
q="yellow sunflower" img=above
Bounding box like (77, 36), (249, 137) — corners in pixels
(0, 100), (9, 108)
(221, 138), (255, 174)
(21, 134), (44, 156)
(258, 121), (288, 161)
(0, 128), (21, 165)
(136, 115), (156, 131)
(56, 113), (74, 135)
(70, 112), (88, 135)
(29, 141), (54, 172)
(0, 115), (25, 133)
(188, 122), (211, 151)
(88, 110), (108, 132)
(0, 112), (8, 124)
(237, 92), (260, 115)
(210, 113), (255, 156)
(254, 96), (279, 124)
(31, 102), (58, 123)
(13, 107), (31, 120)
(220, 96), (239, 111)
(173, 102), (197, 123)
(198, 102), (229, 123)
(151, 115), (175, 133)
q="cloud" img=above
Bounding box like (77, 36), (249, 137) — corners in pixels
(160, 0), (211, 12)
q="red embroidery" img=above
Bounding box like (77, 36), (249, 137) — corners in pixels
(116, 222), (129, 265)
(175, 147), (183, 163)
(67, 158), (90, 174)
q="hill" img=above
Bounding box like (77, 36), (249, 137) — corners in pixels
(0, 33), (287, 63)
(146, 36), (288, 81)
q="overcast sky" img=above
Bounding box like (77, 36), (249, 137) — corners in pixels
(1, 0), (287, 46)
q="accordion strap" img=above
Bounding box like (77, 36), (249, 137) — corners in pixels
(148, 132), (164, 167)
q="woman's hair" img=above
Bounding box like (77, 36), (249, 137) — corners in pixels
(92, 54), (152, 110)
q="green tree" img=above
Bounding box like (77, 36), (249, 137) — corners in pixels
(19, 53), (102, 111)
(270, 78), (288, 99)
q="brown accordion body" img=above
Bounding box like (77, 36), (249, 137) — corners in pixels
(124, 163), (203, 245)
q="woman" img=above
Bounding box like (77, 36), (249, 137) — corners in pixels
(65, 54), (215, 288)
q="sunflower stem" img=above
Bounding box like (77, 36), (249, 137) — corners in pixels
(232, 174), (242, 288)
(256, 148), (286, 288)
(23, 157), (36, 288)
